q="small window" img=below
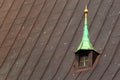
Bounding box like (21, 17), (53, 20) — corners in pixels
(79, 55), (89, 67)
(74, 50), (100, 72)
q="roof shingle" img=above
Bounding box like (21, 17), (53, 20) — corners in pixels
(0, 0), (120, 80)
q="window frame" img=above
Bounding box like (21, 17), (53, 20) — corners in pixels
(74, 50), (100, 72)
(79, 55), (89, 67)
(78, 52), (92, 69)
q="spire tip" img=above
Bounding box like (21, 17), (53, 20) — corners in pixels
(84, 5), (88, 13)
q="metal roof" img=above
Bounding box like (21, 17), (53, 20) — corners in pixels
(0, 0), (120, 80)
(76, 6), (94, 51)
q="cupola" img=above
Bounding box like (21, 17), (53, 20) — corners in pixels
(74, 6), (100, 72)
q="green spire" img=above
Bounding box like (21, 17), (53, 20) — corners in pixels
(77, 6), (94, 51)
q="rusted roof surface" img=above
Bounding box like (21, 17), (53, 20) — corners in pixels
(0, 0), (120, 80)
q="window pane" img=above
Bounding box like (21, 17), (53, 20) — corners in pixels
(80, 56), (84, 61)
(85, 61), (89, 66)
(85, 56), (88, 60)
(80, 62), (84, 66)
(79, 55), (89, 67)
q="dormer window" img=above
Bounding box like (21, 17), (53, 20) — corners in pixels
(79, 55), (89, 67)
(73, 6), (100, 72)
(74, 50), (100, 72)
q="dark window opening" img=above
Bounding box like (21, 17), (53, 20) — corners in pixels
(79, 55), (89, 67)
(74, 50), (100, 72)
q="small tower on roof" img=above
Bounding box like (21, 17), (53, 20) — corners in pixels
(74, 6), (100, 72)
(77, 5), (94, 51)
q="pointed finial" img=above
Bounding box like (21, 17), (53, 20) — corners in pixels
(84, 5), (88, 13)
(76, 5), (94, 51)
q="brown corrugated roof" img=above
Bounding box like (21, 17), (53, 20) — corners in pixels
(0, 0), (120, 80)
